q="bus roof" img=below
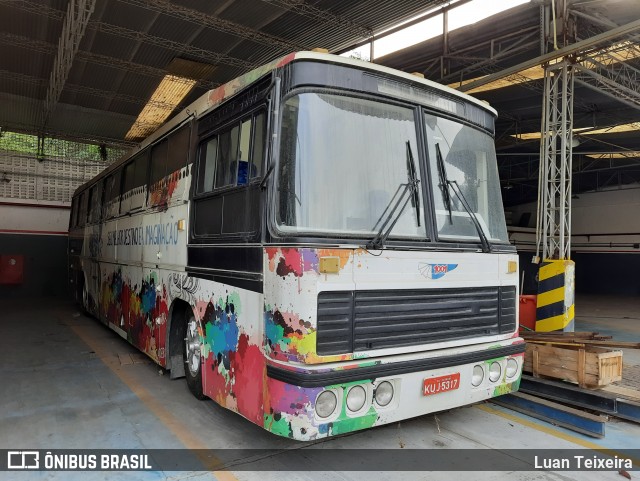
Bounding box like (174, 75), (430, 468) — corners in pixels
(74, 51), (495, 197)
(139, 51), (496, 153)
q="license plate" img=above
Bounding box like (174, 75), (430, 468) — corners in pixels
(423, 373), (460, 396)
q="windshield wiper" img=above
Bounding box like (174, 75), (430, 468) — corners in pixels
(448, 180), (491, 253)
(435, 143), (491, 253)
(366, 141), (421, 250)
(406, 141), (421, 227)
(435, 143), (453, 224)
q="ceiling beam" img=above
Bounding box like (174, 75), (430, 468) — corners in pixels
(116, 0), (302, 51)
(0, 68), (178, 111)
(42, 0), (96, 127)
(0, 32), (221, 90)
(259, 0), (372, 39)
(458, 18), (640, 93)
(1, 0), (257, 70)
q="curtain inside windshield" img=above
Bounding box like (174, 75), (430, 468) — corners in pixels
(277, 93), (426, 240)
(425, 113), (508, 243)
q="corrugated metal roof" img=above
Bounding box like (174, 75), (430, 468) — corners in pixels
(0, 0), (450, 146)
(375, 0), (640, 206)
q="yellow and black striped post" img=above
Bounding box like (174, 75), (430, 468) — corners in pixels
(535, 259), (575, 332)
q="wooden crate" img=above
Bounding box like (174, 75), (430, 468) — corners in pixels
(524, 343), (623, 388)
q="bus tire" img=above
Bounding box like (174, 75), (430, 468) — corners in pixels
(184, 311), (206, 400)
(80, 278), (90, 315)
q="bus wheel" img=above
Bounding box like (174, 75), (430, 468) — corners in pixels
(81, 281), (90, 314)
(184, 312), (205, 399)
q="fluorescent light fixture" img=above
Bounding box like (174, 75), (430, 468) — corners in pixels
(125, 74), (197, 141)
(512, 123), (640, 141)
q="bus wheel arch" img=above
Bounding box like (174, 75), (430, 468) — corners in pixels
(167, 299), (189, 379)
(167, 299), (206, 399)
(77, 272), (90, 314)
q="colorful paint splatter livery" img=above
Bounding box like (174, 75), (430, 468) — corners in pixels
(69, 51), (524, 441)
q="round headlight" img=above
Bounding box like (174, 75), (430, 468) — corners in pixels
(506, 358), (519, 378)
(346, 385), (367, 412)
(489, 361), (502, 383)
(316, 390), (338, 418)
(471, 364), (484, 387)
(375, 381), (394, 407)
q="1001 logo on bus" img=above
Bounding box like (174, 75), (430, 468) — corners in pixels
(418, 263), (458, 280)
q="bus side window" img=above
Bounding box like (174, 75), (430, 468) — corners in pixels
(132, 152), (148, 210)
(121, 160), (136, 214)
(78, 192), (88, 227)
(98, 179), (106, 222)
(250, 111), (266, 180)
(197, 137), (218, 193)
(87, 183), (103, 223)
(87, 188), (94, 223)
(237, 118), (252, 186)
(121, 152), (148, 213)
(150, 140), (168, 187)
(70, 197), (78, 229)
(167, 125), (190, 176)
(105, 169), (122, 219)
(215, 124), (240, 188)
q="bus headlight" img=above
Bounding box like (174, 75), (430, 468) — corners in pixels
(488, 362), (502, 383)
(346, 385), (367, 412)
(471, 365), (484, 386)
(316, 390), (338, 418)
(375, 381), (394, 407)
(506, 358), (519, 378)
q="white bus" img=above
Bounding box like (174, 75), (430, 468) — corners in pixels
(69, 51), (524, 441)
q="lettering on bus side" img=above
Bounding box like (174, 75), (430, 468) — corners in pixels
(104, 223), (179, 247)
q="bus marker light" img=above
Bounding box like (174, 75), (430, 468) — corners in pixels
(507, 261), (517, 273)
(319, 257), (340, 274)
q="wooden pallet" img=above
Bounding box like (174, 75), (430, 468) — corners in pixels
(524, 343), (623, 388)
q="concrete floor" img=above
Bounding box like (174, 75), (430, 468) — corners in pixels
(1, 296), (639, 480)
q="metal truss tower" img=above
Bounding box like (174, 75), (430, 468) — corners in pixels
(536, 60), (574, 261)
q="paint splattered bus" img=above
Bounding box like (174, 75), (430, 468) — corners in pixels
(68, 51), (524, 441)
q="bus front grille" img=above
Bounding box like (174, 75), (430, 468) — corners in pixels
(316, 286), (516, 355)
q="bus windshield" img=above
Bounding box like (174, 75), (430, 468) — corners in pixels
(425, 113), (509, 243)
(277, 92), (426, 240)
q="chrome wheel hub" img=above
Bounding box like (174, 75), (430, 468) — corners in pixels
(186, 318), (201, 376)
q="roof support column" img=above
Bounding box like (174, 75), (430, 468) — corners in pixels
(534, 59), (576, 332)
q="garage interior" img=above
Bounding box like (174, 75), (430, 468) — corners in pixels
(1, 0), (640, 477)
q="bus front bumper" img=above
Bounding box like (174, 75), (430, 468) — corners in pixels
(264, 341), (525, 441)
